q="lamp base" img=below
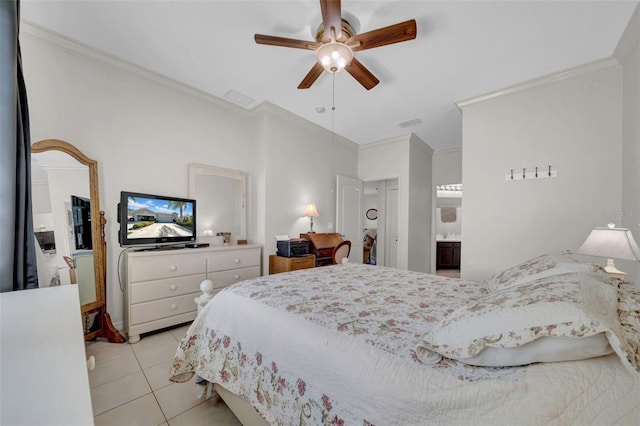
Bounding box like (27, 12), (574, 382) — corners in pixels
(604, 258), (626, 279)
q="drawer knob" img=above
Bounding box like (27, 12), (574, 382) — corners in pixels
(234, 258), (240, 264)
(169, 265), (177, 272)
(170, 304), (177, 310)
(234, 274), (240, 280)
(169, 284), (177, 291)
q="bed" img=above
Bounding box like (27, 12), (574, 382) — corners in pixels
(170, 252), (640, 425)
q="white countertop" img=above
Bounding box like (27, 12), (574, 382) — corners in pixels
(436, 236), (462, 242)
(1, 285), (94, 425)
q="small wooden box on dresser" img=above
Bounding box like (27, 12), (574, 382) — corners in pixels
(124, 244), (261, 343)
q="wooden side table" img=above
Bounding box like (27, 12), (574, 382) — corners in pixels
(269, 254), (315, 274)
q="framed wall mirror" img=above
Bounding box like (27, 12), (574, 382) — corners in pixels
(31, 139), (124, 343)
(188, 163), (247, 243)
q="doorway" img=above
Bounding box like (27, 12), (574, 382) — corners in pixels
(435, 184), (462, 278)
(363, 178), (398, 267)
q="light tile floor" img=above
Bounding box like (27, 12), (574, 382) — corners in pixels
(85, 324), (241, 426)
(436, 269), (461, 278)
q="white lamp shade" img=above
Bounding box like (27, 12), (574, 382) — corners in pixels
(577, 226), (640, 261)
(315, 42), (353, 73)
(303, 203), (319, 218)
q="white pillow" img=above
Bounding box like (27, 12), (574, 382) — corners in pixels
(416, 268), (619, 367)
(460, 334), (611, 367)
(486, 252), (589, 292)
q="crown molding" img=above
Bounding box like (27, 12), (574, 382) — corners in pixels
(614, 2), (640, 63)
(455, 57), (619, 110)
(409, 133), (434, 155)
(359, 133), (411, 151)
(433, 146), (462, 156)
(20, 21), (257, 116)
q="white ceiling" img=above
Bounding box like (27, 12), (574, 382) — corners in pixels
(20, 1), (638, 151)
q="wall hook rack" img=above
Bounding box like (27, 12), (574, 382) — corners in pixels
(506, 165), (557, 181)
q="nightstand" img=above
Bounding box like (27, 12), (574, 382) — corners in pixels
(269, 254), (315, 274)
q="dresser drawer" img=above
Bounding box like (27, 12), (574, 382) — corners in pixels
(208, 266), (260, 289)
(207, 248), (260, 272)
(130, 292), (199, 325)
(128, 253), (206, 283)
(130, 273), (206, 304)
(288, 255), (315, 271)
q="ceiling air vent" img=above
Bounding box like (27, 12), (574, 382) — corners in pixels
(398, 118), (422, 128)
(223, 90), (256, 108)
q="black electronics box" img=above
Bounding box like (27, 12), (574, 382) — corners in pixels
(277, 238), (310, 257)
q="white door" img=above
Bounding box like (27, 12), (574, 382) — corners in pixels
(336, 175), (363, 263)
(386, 185), (398, 268)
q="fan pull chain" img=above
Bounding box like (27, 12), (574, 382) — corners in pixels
(332, 72), (336, 112)
(331, 73), (336, 187)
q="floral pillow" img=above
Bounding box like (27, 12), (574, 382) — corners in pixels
(416, 268), (628, 368)
(617, 285), (640, 371)
(486, 252), (592, 292)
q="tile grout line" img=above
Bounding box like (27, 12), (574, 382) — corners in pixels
(89, 328), (194, 424)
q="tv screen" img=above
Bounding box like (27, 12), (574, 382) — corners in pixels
(119, 191), (196, 248)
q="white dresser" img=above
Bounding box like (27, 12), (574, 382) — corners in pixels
(124, 244), (261, 343)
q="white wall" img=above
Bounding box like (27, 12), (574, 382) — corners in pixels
(432, 148), (462, 187)
(358, 134), (433, 272)
(257, 103), (359, 265)
(615, 3), (640, 282)
(459, 62), (624, 282)
(21, 25), (359, 330)
(408, 135), (433, 272)
(359, 137), (410, 269)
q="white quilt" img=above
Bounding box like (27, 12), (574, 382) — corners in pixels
(171, 263), (640, 425)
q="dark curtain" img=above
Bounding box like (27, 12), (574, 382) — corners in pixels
(0, 0), (38, 292)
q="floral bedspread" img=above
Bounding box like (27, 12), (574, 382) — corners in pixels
(170, 263), (640, 425)
(230, 262), (489, 366)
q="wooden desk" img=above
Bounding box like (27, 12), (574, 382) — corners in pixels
(300, 233), (343, 267)
(269, 254), (315, 274)
(0, 285), (94, 425)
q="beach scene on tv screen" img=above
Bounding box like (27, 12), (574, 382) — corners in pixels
(126, 196), (194, 239)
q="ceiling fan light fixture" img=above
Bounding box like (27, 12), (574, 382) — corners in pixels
(316, 42), (353, 73)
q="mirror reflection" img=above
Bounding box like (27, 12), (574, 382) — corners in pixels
(31, 150), (96, 304)
(188, 163), (247, 243)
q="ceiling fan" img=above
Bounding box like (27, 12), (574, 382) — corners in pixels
(254, 0), (417, 90)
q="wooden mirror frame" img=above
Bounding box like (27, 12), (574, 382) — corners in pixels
(32, 139), (124, 343)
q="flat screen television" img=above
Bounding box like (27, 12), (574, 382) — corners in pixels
(119, 191), (196, 248)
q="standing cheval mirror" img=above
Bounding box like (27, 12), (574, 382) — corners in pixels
(31, 139), (124, 343)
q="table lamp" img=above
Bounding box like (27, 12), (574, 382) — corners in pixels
(303, 203), (319, 233)
(576, 223), (640, 279)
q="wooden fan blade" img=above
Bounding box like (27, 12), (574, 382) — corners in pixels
(298, 63), (325, 89)
(320, 0), (342, 40)
(345, 57), (379, 90)
(255, 34), (320, 50)
(347, 19), (417, 52)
